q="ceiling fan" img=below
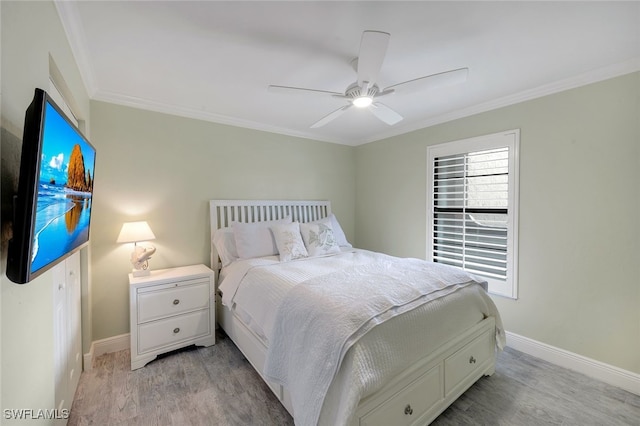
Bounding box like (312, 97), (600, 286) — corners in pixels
(268, 30), (468, 129)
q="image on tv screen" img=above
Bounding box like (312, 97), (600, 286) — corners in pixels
(31, 101), (96, 273)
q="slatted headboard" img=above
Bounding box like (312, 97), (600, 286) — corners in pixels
(209, 199), (332, 273)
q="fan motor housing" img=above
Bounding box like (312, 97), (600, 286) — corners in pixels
(346, 83), (379, 99)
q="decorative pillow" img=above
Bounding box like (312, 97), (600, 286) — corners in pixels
(271, 222), (308, 262)
(305, 214), (352, 248)
(327, 213), (352, 248)
(231, 216), (292, 260)
(212, 227), (239, 267)
(300, 220), (341, 257)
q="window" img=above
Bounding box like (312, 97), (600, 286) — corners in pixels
(427, 130), (519, 298)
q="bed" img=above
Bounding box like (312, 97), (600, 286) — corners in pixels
(209, 199), (505, 426)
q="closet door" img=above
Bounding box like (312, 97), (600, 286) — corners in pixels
(53, 260), (69, 412)
(53, 251), (83, 416)
(66, 253), (82, 396)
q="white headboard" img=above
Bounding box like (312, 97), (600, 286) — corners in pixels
(209, 199), (332, 272)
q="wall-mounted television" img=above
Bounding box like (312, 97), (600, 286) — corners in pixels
(6, 88), (96, 284)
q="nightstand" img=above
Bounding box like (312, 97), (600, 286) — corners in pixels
(129, 264), (215, 370)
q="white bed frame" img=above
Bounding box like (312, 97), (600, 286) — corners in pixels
(209, 199), (496, 426)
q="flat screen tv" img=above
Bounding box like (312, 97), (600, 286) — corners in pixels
(6, 88), (96, 284)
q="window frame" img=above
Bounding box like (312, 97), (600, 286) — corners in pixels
(426, 129), (520, 299)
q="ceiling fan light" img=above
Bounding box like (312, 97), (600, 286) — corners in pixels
(353, 96), (373, 108)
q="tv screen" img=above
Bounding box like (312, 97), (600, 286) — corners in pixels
(6, 89), (96, 284)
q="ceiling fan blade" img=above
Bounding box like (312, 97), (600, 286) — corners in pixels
(384, 67), (469, 93)
(268, 85), (343, 97)
(357, 31), (390, 87)
(310, 104), (352, 128)
(374, 88), (395, 99)
(369, 102), (403, 125)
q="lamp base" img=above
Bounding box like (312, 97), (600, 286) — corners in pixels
(132, 269), (150, 277)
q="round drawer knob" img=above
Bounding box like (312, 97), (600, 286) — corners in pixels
(404, 404), (413, 416)
(173, 327), (180, 334)
(469, 355), (477, 364)
(173, 299), (180, 305)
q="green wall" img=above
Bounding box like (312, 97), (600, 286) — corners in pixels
(1, 3), (638, 421)
(89, 101), (355, 340)
(354, 72), (640, 373)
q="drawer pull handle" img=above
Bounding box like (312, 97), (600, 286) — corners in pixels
(404, 404), (413, 416)
(173, 327), (180, 334)
(469, 356), (477, 364)
(173, 299), (180, 305)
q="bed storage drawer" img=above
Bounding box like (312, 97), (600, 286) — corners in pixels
(444, 328), (494, 395)
(360, 364), (443, 426)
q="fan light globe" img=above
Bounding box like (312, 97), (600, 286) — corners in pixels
(353, 96), (373, 108)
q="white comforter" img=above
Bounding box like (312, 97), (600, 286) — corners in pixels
(218, 250), (505, 426)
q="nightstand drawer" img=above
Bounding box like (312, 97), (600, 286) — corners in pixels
(138, 309), (210, 354)
(138, 280), (209, 323)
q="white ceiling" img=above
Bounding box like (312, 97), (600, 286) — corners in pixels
(55, 1), (640, 146)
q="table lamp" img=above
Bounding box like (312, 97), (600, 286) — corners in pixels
(117, 221), (156, 277)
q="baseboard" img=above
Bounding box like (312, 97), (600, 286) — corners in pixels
(506, 331), (640, 396)
(83, 345), (95, 372)
(80, 330), (639, 396)
(83, 333), (130, 371)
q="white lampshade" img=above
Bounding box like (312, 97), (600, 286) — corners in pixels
(116, 221), (156, 244)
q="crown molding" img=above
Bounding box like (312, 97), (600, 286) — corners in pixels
(54, 1), (97, 97)
(55, 0), (639, 147)
(92, 90), (344, 145)
(359, 57), (640, 146)
(91, 58), (640, 147)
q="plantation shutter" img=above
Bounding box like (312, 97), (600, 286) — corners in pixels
(433, 148), (509, 280)
(427, 130), (519, 298)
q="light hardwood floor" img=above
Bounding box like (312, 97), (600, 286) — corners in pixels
(69, 331), (640, 425)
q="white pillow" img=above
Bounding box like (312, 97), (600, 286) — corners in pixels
(327, 213), (352, 248)
(232, 216), (292, 260)
(271, 222), (308, 262)
(300, 220), (341, 257)
(306, 214), (352, 248)
(212, 227), (238, 267)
